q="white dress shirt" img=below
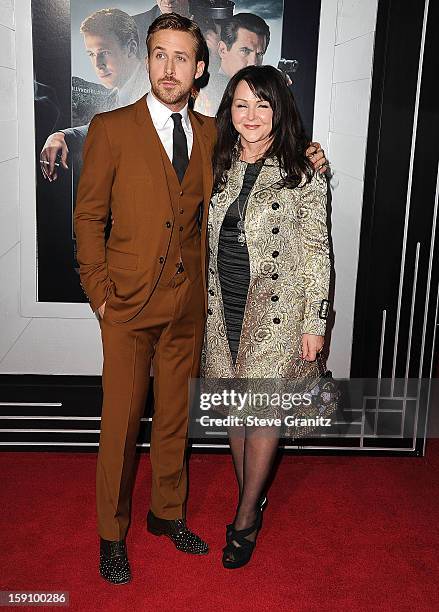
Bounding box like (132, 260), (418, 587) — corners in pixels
(146, 91), (193, 162)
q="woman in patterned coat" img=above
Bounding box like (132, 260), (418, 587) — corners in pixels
(201, 65), (331, 569)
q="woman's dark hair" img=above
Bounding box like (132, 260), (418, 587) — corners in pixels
(213, 65), (313, 191)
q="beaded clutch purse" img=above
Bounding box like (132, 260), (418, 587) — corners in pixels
(282, 353), (341, 439)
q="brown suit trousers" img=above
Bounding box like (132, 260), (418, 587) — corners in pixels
(98, 270), (204, 540)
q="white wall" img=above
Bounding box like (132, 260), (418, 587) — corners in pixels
(326, 0), (378, 375)
(0, 0), (31, 368)
(0, 0), (377, 376)
(0, 0), (103, 375)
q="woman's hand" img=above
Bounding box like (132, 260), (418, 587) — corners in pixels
(306, 142), (327, 174)
(301, 334), (324, 361)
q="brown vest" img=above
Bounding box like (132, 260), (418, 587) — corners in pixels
(158, 128), (204, 285)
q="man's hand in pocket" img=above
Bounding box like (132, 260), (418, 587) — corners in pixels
(97, 302), (106, 319)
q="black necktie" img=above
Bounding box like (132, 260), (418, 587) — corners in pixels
(171, 113), (189, 183)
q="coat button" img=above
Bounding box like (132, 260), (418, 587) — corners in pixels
(207, 308), (213, 315)
(179, 208), (184, 214)
(271, 273), (279, 280)
(209, 289), (214, 296)
(179, 226), (183, 231)
(165, 221), (171, 228)
(271, 295), (279, 302)
(272, 202), (279, 210)
(272, 251), (279, 258)
(180, 191), (183, 196)
(159, 256), (164, 264)
(272, 227), (279, 234)
(273, 317), (281, 324)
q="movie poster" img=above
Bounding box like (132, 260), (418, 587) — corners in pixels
(31, 0), (320, 303)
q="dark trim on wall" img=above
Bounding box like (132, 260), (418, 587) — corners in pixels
(0, 374), (425, 455)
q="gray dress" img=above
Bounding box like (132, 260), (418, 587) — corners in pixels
(217, 161), (264, 364)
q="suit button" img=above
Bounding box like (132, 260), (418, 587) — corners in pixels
(179, 226), (183, 231)
(272, 251), (279, 258)
(159, 256), (164, 264)
(272, 202), (279, 210)
(165, 221), (171, 228)
(272, 227), (279, 234)
(271, 295), (279, 302)
(207, 308), (213, 315)
(273, 317), (280, 324)
(209, 289), (214, 296)
(271, 273), (279, 280)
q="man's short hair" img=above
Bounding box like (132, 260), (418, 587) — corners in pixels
(147, 12), (206, 63)
(220, 13), (270, 52)
(80, 8), (140, 59)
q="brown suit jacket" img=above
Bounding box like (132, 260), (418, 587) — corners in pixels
(73, 95), (217, 322)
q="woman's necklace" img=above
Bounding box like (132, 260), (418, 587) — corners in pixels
(236, 192), (249, 245)
(236, 160), (264, 245)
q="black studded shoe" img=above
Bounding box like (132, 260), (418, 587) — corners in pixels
(147, 511), (208, 554)
(99, 538), (131, 585)
(226, 495), (267, 544)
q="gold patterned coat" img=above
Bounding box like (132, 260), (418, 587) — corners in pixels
(201, 158), (330, 380)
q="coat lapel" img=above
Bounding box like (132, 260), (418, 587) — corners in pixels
(249, 158), (284, 195)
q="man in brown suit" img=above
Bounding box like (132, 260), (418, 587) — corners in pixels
(74, 13), (216, 584)
(74, 10), (327, 586)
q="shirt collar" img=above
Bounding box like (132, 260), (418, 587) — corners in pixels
(147, 91), (191, 132)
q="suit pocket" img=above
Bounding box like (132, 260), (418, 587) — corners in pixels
(101, 282), (115, 321)
(106, 246), (138, 270)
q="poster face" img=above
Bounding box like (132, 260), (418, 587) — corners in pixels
(31, 0), (320, 305)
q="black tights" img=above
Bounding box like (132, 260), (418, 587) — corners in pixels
(228, 424), (280, 536)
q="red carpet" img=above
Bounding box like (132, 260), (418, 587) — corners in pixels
(2, 445), (439, 611)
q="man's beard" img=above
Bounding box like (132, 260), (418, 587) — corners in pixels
(151, 78), (190, 106)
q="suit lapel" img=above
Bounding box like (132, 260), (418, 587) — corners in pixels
(133, 95), (172, 207)
(133, 99), (214, 209)
(189, 110), (213, 307)
(189, 110), (213, 209)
